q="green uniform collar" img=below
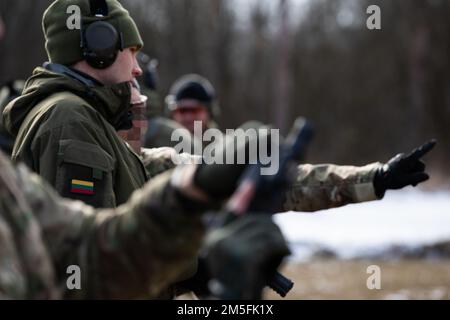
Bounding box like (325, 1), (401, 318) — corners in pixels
(3, 65), (132, 136)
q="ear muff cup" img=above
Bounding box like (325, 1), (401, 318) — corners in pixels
(82, 21), (120, 69)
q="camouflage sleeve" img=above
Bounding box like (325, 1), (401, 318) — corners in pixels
(18, 164), (205, 299)
(139, 148), (382, 213)
(284, 162), (383, 212)
(0, 214), (28, 299)
(0, 158), (58, 299)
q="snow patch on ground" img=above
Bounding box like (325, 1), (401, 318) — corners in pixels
(274, 189), (450, 261)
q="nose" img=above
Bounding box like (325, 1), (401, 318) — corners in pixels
(132, 55), (143, 77)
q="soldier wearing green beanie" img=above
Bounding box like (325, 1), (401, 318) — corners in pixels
(4, 0), (153, 209)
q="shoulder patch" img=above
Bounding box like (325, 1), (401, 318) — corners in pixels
(71, 179), (94, 195)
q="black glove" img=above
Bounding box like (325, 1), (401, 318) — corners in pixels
(373, 140), (436, 198)
(204, 215), (290, 300)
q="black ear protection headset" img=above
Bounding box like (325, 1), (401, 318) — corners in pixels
(80, 0), (124, 69)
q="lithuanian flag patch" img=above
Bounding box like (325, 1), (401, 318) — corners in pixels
(71, 179), (94, 195)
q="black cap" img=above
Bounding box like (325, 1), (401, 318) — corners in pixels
(170, 74), (215, 104)
(166, 74), (220, 118)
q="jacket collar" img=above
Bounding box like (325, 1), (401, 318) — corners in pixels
(45, 63), (133, 130)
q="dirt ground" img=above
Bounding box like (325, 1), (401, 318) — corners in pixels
(264, 259), (450, 300)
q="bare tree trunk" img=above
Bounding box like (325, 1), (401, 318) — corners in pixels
(274, 0), (291, 134)
(409, 23), (429, 134)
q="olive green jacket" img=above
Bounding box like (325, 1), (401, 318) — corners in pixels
(4, 67), (147, 208)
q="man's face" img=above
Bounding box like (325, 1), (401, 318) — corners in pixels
(171, 100), (210, 134)
(96, 47), (142, 85)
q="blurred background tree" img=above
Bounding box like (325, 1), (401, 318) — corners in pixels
(1, 0), (449, 180)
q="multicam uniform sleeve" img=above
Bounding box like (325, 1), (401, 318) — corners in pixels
(0, 157), (59, 299)
(0, 214), (28, 299)
(140, 147), (382, 213)
(140, 147), (200, 178)
(18, 164), (205, 299)
(284, 162), (383, 212)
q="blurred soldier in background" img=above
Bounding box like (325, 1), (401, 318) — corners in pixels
(165, 74), (221, 136)
(137, 52), (198, 151)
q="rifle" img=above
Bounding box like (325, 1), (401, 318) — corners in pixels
(214, 117), (314, 299)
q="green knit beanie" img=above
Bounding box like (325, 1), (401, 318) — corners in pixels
(43, 0), (143, 66)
